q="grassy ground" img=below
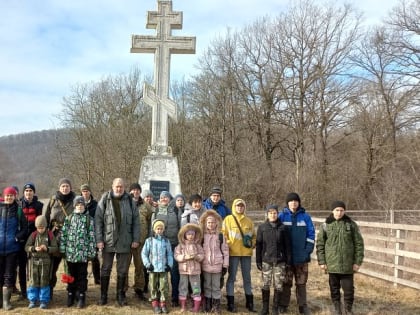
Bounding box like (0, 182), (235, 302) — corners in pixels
(4, 262), (420, 314)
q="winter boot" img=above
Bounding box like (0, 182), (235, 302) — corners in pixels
(272, 289), (282, 315)
(298, 305), (311, 315)
(212, 298), (222, 315)
(333, 301), (342, 315)
(2, 287), (12, 310)
(117, 275), (127, 306)
(160, 301), (168, 313)
(179, 296), (187, 312)
(192, 297), (201, 313)
(77, 292), (86, 308)
(67, 291), (76, 307)
(260, 289), (270, 315)
(227, 295), (237, 312)
(205, 296), (212, 312)
(98, 275), (110, 305)
(246, 294), (257, 312)
(152, 300), (161, 314)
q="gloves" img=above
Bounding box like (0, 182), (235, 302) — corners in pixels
(165, 265), (171, 272)
(222, 267), (227, 276)
(147, 264), (154, 272)
(256, 263), (262, 271)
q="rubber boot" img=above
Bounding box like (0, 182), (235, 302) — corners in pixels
(246, 294), (257, 312)
(2, 287), (12, 310)
(333, 301), (342, 315)
(212, 298), (222, 315)
(179, 296), (187, 312)
(260, 289), (270, 315)
(192, 297), (201, 313)
(98, 275), (110, 305)
(160, 301), (168, 313)
(152, 300), (161, 314)
(117, 275), (127, 306)
(77, 292), (86, 308)
(205, 296), (212, 312)
(227, 295), (237, 312)
(67, 291), (76, 307)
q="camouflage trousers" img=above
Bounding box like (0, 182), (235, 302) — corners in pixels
(261, 261), (286, 291)
(29, 258), (52, 287)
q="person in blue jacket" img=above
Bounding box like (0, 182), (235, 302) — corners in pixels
(203, 186), (231, 219)
(278, 192), (315, 315)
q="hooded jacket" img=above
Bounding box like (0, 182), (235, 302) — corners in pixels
(141, 228), (174, 272)
(174, 223), (204, 275)
(203, 198), (231, 219)
(316, 214), (364, 274)
(221, 198), (256, 257)
(0, 201), (28, 255)
(180, 204), (206, 227)
(200, 210), (229, 273)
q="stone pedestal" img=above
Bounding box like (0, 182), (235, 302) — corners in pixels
(139, 154), (181, 199)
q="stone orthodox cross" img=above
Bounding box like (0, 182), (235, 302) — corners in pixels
(131, 0), (196, 155)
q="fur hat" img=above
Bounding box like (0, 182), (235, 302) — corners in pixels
(35, 215), (47, 228)
(331, 200), (346, 210)
(73, 196), (85, 207)
(152, 219), (165, 231)
(3, 186), (17, 196)
(129, 183), (142, 192)
(80, 184), (91, 192)
(58, 178), (72, 188)
(23, 182), (36, 193)
(286, 192), (301, 204)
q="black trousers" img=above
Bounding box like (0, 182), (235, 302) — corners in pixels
(67, 261), (88, 294)
(0, 252), (18, 287)
(329, 273), (354, 308)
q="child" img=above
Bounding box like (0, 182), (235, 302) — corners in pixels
(60, 196), (96, 308)
(142, 219), (174, 314)
(180, 194), (206, 226)
(316, 201), (364, 315)
(256, 205), (291, 315)
(199, 210), (229, 314)
(174, 223), (205, 313)
(25, 215), (58, 309)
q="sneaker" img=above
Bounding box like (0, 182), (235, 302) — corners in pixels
(40, 303), (48, 309)
(28, 302), (36, 309)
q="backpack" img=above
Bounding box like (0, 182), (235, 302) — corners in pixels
(30, 230), (54, 245)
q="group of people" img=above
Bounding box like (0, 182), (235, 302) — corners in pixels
(0, 179), (364, 315)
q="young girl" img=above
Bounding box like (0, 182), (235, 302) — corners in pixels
(200, 210), (229, 314)
(60, 196), (96, 308)
(25, 215), (58, 309)
(142, 219), (174, 314)
(174, 223), (204, 313)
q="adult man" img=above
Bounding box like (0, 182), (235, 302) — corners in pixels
(278, 192), (315, 315)
(80, 184), (100, 285)
(17, 182), (44, 300)
(203, 186), (231, 219)
(95, 178), (140, 306)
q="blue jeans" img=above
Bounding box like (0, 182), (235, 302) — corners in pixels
(226, 256), (253, 296)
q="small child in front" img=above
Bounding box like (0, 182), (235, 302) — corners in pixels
(142, 219), (174, 314)
(60, 196), (96, 308)
(174, 223), (205, 313)
(25, 215), (58, 309)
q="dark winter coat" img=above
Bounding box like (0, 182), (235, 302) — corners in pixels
(21, 196), (44, 235)
(0, 201), (28, 255)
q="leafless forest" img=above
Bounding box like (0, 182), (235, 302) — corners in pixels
(1, 0), (420, 212)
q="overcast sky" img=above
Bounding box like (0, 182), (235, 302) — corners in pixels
(0, 0), (399, 137)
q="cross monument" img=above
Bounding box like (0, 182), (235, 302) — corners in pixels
(131, 0), (196, 197)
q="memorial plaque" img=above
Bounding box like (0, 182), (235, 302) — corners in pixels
(150, 180), (170, 201)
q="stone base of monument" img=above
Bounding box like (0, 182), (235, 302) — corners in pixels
(139, 154), (181, 199)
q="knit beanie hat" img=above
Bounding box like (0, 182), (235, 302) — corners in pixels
(331, 200), (346, 210)
(35, 215), (47, 228)
(189, 194), (202, 204)
(286, 192), (301, 204)
(210, 186), (222, 195)
(3, 186), (17, 196)
(129, 183), (142, 192)
(80, 184), (91, 192)
(265, 204), (279, 212)
(73, 196), (85, 207)
(23, 182), (36, 193)
(153, 219), (165, 230)
(58, 178), (72, 188)
(160, 191), (171, 199)
(142, 189), (154, 198)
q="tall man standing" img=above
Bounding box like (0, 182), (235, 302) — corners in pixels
(95, 178), (140, 306)
(278, 192), (315, 315)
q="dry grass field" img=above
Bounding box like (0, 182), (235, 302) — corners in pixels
(4, 261), (419, 315)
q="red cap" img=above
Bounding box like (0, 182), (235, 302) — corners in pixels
(3, 187), (17, 196)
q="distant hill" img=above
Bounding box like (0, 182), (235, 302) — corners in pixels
(0, 129), (62, 198)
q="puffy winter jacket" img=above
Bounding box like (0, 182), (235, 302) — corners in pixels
(174, 224), (204, 275)
(0, 201), (28, 255)
(142, 234), (173, 272)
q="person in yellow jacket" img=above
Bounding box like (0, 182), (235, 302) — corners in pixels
(221, 198), (257, 313)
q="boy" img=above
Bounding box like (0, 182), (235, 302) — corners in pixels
(60, 196), (96, 308)
(199, 210), (229, 314)
(316, 201), (364, 315)
(142, 219), (174, 314)
(256, 205), (291, 315)
(25, 215), (58, 309)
